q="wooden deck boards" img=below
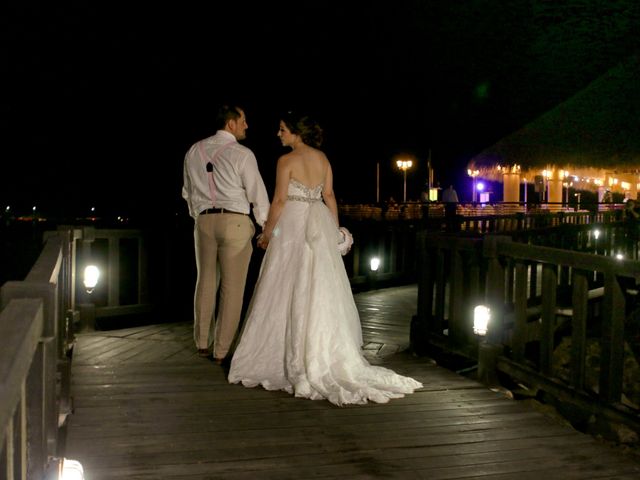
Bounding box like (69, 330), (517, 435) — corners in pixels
(63, 285), (640, 479)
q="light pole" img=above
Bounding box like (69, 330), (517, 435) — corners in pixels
(468, 169), (479, 202)
(376, 162), (380, 203)
(396, 160), (413, 203)
(561, 170), (569, 206)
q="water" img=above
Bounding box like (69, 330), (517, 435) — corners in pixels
(0, 217), (48, 284)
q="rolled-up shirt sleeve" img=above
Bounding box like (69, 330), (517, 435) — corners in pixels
(182, 151), (196, 218)
(241, 152), (270, 227)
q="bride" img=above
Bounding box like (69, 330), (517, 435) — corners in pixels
(228, 111), (422, 406)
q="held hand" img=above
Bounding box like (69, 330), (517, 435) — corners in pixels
(257, 233), (270, 250)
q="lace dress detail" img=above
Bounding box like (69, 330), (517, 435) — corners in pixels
(228, 179), (423, 405)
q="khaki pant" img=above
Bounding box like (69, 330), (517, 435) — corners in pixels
(193, 213), (255, 358)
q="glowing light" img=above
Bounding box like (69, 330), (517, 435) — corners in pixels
(396, 160), (413, 202)
(83, 265), (100, 293)
(396, 160), (412, 170)
(473, 305), (491, 336)
(477, 182), (485, 192)
(593, 229), (601, 240)
(60, 458), (84, 480)
(370, 257), (381, 272)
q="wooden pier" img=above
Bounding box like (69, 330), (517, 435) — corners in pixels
(62, 285), (640, 479)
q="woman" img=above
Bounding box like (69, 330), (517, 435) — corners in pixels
(228, 111), (422, 405)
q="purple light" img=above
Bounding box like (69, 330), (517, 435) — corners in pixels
(477, 182), (485, 192)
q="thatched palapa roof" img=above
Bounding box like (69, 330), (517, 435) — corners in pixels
(468, 55), (640, 191)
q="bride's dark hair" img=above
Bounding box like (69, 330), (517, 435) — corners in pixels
(281, 110), (323, 148)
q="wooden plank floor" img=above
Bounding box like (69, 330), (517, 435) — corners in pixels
(63, 285), (640, 479)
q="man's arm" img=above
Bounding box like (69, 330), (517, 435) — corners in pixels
(241, 151), (270, 227)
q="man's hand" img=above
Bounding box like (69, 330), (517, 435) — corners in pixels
(256, 233), (269, 250)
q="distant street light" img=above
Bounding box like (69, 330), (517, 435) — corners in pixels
(396, 160), (413, 203)
(467, 169), (479, 202)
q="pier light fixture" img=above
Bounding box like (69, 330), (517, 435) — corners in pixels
(60, 458), (85, 480)
(593, 229), (601, 240)
(370, 257), (381, 272)
(616, 252), (624, 260)
(468, 169), (480, 202)
(47, 457), (85, 480)
(473, 305), (491, 336)
(83, 265), (100, 293)
(396, 160), (413, 203)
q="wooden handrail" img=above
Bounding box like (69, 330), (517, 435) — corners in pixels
(0, 229), (75, 479)
(413, 225), (640, 438)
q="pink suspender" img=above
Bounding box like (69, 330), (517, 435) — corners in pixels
(199, 140), (235, 206)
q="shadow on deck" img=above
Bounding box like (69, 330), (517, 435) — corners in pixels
(63, 285), (640, 479)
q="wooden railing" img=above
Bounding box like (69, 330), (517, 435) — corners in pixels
(74, 227), (153, 330)
(340, 218), (419, 290)
(413, 226), (640, 437)
(1, 210), (635, 477)
(338, 204), (622, 290)
(0, 227), (77, 479)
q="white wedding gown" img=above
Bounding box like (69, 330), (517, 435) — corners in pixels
(228, 179), (423, 406)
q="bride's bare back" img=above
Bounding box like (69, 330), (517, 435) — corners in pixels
(285, 145), (330, 188)
(261, 120), (339, 247)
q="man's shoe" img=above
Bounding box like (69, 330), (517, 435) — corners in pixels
(213, 357), (225, 365)
(198, 349), (211, 358)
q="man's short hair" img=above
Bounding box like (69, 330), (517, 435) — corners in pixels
(215, 105), (243, 130)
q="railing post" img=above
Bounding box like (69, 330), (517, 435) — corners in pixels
(483, 235), (509, 345)
(599, 270), (625, 404)
(477, 235), (510, 385)
(570, 269), (589, 391)
(540, 264), (558, 375)
(412, 229), (432, 354)
(512, 261), (528, 362)
(448, 240), (467, 347)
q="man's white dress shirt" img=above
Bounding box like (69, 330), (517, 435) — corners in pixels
(182, 130), (270, 226)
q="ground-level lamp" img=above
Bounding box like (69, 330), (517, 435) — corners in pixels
(473, 305), (490, 336)
(83, 265), (100, 294)
(473, 304), (500, 386)
(592, 228), (601, 256)
(46, 456), (85, 480)
(396, 160), (413, 203)
(370, 257), (381, 272)
(79, 265), (100, 333)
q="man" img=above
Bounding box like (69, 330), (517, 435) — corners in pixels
(182, 105), (269, 364)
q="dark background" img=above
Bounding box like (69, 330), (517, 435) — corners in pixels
(3, 1), (639, 221)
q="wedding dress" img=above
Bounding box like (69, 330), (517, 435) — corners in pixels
(228, 179), (422, 405)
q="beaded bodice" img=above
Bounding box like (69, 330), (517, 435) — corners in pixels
(287, 179), (323, 203)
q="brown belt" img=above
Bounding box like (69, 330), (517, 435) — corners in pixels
(200, 207), (248, 216)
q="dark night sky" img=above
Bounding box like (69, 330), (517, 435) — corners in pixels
(2, 1), (639, 219)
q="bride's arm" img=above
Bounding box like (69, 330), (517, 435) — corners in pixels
(322, 162), (339, 227)
(260, 155), (291, 247)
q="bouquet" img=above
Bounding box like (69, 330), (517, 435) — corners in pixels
(337, 227), (353, 256)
